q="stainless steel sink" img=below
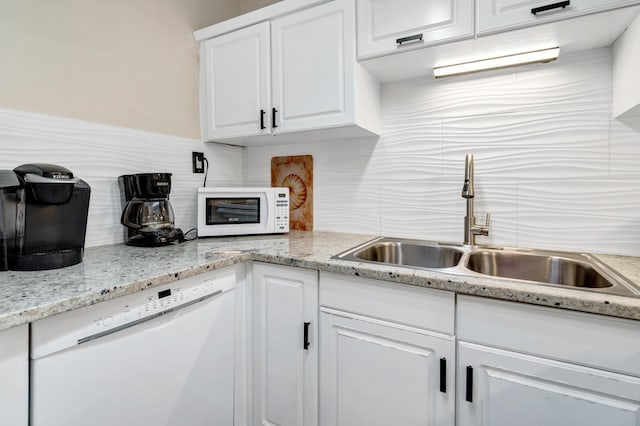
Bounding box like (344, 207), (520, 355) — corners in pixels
(466, 250), (613, 289)
(349, 240), (462, 269)
(333, 237), (639, 296)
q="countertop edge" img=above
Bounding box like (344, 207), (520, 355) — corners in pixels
(1, 233), (639, 332)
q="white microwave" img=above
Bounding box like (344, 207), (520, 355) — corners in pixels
(197, 187), (289, 237)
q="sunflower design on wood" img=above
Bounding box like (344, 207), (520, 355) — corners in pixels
(271, 155), (313, 231)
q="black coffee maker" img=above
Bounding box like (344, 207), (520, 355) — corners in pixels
(118, 173), (184, 247)
(0, 164), (91, 271)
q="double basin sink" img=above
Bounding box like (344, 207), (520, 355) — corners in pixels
(333, 237), (639, 297)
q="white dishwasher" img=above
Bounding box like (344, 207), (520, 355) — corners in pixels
(30, 266), (237, 426)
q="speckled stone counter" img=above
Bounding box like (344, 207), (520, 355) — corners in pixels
(1, 231), (639, 331)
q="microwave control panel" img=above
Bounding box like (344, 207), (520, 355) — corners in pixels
(275, 189), (290, 232)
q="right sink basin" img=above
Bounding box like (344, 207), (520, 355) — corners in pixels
(466, 250), (613, 289)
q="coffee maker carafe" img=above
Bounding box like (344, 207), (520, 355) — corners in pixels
(118, 173), (184, 246)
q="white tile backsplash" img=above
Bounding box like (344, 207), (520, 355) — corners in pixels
(246, 47), (640, 256)
(0, 109), (245, 247)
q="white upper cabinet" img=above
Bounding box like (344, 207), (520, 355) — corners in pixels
(196, 0), (380, 146)
(356, 0), (474, 59)
(477, 0), (640, 34)
(201, 23), (270, 140)
(271, 1), (354, 133)
(613, 12), (640, 132)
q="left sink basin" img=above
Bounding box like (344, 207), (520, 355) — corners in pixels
(333, 238), (463, 269)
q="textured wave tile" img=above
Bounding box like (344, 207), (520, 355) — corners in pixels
(245, 137), (378, 184)
(467, 180), (519, 247)
(373, 118), (442, 180)
(382, 69), (517, 120)
(314, 180), (381, 235)
(307, 138), (381, 234)
(0, 109), (149, 177)
(0, 109), (245, 247)
(516, 179), (640, 256)
(515, 48), (611, 111)
(379, 179), (462, 242)
(378, 178), (518, 246)
(440, 105), (610, 179)
(610, 118), (640, 178)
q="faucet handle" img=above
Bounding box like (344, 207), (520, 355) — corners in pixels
(475, 213), (490, 237)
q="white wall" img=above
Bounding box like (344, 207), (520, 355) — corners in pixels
(0, 109), (245, 247)
(246, 48), (640, 256)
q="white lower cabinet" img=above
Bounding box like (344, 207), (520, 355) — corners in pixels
(458, 342), (640, 426)
(252, 262), (319, 426)
(319, 272), (456, 426)
(457, 295), (640, 426)
(320, 309), (455, 426)
(0, 324), (28, 426)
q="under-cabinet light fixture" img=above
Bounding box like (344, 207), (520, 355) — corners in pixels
(433, 47), (560, 78)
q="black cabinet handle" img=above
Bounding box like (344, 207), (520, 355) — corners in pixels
(260, 109), (266, 130)
(303, 322), (310, 350)
(272, 107), (278, 129)
(531, 0), (570, 15)
(439, 358), (447, 393)
(465, 366), (473, 403)
(396, 34), (423, 46)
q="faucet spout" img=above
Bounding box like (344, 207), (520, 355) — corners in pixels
(462, 154), (474, 199)
(462, 154), (490, 245)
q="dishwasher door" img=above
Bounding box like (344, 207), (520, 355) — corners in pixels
(30, 267), (236, 426)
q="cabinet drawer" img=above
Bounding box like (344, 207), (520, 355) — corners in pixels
(478, 0), (640, 34)
(357, 0), (474, 59)
(320, 272), (455, 334)
(458, 295), (640, 376)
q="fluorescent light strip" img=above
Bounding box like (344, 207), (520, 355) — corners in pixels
(433, 47), (560, 78)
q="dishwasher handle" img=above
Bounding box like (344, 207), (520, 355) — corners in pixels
(77, 290), (223, 345)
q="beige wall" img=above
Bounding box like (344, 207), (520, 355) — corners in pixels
(239, 0), (281, 14)
(0, 0), (241, 139)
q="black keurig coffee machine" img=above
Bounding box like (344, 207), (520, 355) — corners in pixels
(0, 164), (91, 271)
(118, 173), (184, 246)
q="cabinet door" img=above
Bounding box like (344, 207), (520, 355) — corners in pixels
(0, 324), (28, 426)
(458, 342), (640, 426)
(271, 0), (355, 134)
(253, 263), (318, 426)
(201, 22), (270, 140)
(357, 0), (474, 59)
(478, 0), (640, 34)
(320, 309), (455, 426)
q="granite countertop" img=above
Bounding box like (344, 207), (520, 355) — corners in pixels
(1, 231), (639, 331)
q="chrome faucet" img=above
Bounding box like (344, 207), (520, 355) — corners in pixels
(462, 154), (490, 245)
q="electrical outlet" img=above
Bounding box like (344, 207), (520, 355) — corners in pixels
(192, 152), (205, 174)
